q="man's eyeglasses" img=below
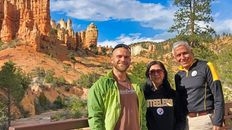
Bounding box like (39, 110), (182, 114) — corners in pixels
(149, 69), (163, 75)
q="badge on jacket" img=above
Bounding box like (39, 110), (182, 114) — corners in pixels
(191, 70), (197, 77)
(157, 108), (164, 115)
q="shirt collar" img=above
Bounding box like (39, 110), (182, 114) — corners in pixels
(178, 59), (198, 71)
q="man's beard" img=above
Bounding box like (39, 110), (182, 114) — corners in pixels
(114, 63), (129, 72)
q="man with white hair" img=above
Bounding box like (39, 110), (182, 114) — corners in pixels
(172, 41), (224, 130)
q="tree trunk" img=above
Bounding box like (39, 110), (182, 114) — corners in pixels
(7, 88), (11, 128)
(190, 0), (195, 35)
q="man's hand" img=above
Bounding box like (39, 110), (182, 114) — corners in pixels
(213, 125), (221, 130)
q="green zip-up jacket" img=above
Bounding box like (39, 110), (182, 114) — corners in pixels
(87, 71), (148, 130)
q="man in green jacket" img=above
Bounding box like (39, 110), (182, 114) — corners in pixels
(88, 44), (148, 130)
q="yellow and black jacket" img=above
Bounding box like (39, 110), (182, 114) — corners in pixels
(175, 59), (225, 126)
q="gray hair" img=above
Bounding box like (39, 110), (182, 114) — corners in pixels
(172, 41), (192, 54)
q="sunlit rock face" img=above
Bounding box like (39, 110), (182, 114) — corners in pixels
(55, 18), (76, 49)
(0, 0), (51, 43)
(84, 22), (98, 49)
(131, 45), (146, 56)
(53, 19), (98, 50)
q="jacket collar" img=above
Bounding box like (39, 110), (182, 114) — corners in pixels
(178, 59), (198, 71)
(106, 70), (132, 82)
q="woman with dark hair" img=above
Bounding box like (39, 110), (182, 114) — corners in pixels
(143, 60), (184, 130)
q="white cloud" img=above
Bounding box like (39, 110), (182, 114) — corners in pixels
(51, 0), (232, 41)
(98, 33), (165, 47)
(213, 19), (232, 34)
(98, 40), (118, 48)
(50, 0), (176, 30)
(153, 31), (176, 40)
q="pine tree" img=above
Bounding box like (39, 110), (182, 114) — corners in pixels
(68, 52), (77, 69)
(169, 0), (215, 45)
(0, 61), (30, 128)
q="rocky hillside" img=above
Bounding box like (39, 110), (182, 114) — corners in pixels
(0, 39), (152, 118)
(0, 35), (232, 123)
(0, 0), (232, 124)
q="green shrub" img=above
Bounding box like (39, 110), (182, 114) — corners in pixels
(8, 39), (20, 48)
(101, 47), (107, 55)
(44, 70), (55, 83)
(75, 73), (100, 88)
(64, 96), (87, 118)
(129, 62), (147, 86)
(67, 52), (77, 69)
(192, 46), (218, 61)
(53, 96), (64, 109)
(56, 76), (67, 86)
(38, 93), (50, 107)
(51, 96), (87, 120)
(0, 41), (3, 50)
(148, 53), (159, 59)
(176, 34), (214, 46)
(64, 85), (71, 92)
(49, 28), (57, 36)
(51, 111), (70, 121)
(140, 42), (150, 49)
(35, 93), (51, 114)
(0, 101), (7, 126)
(89, 44), (98, 55)
(31, 67), (46, 82)
(223, 87), (232, 102)
(165, 63), (176, 89)
(0, 39), (22, 51)
(63, 64), (71, 73)
(31, 68), (67, 87)
(0, 124), (7, 130)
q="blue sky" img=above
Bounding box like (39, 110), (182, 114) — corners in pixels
(50, 0), (232, 47)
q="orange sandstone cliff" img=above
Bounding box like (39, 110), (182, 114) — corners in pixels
(0, 0), (51, 43)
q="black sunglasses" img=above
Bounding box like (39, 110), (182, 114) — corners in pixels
(149, 69), (163, 74)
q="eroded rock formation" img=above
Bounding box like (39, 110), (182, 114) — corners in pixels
(0, 0), (99, 51)
(0, 0), (51, 45)
(52, 19), (98, 50)
(84, 22), (98, 48)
